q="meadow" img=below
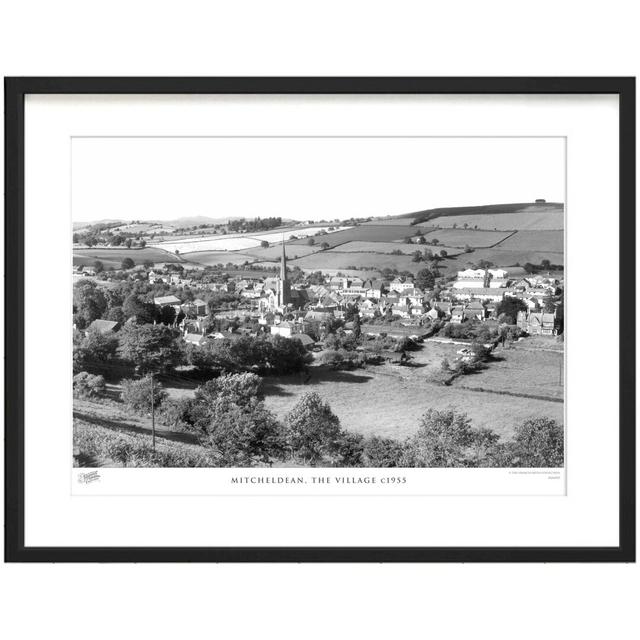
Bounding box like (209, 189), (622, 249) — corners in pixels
(73, 247), (181, 268)
(417, 228), (515, 247)
(493, 230), (564, 252)
(425, 208), (564, 231)
(330, 241), (462, 255)
(289, 224), (414, 249)
(150, 225), (349, 254)
(180, 251), (260, 266)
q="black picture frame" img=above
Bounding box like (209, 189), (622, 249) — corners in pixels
(4, 77), (635, 563)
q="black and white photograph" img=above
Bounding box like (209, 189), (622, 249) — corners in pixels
(71, 136), (565, 472)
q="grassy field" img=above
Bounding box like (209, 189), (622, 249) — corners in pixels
(73, 247), (181, 269)
(150, 226), (349, 254)
(262, 344), (563, 441)
(427, 208), (564, 231)
(443, 247), (564, 271)
(242, 243), (320, 261)
(289, 251), (432, 273)
(289, 225), (415, 249)
(493, 230), (564, 252)
(451, 339), (564, 401)
(329, 241), (462, 256)
(417, 228), (515, 247)
(180, 251), (260, 266)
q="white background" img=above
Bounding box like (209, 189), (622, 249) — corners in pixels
(1, 2), (638, 639)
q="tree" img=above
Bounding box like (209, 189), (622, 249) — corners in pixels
(121, 257), (135, 270)
(73, 372), (106, 399)
(495, 296), (527, 324)
(362, 436), (404, 467)
(73, 279), (107, 328)
(139, 239), (146, 248)
(430, 238), (440, 246)
(352, 314), (362, 341)
(73, 326), (119, 372)
(143, 259), (154, 269)
(415, 268), (436, 291)
(284, 393), (343, 464)
(307, 237), (315, 246)
(182, 373), (283, 465)
(402, 408), (476, 467)
(320, 242), (330, 250)
(510, 417), (564, 467)
(117, 323), (185, 372)
(439, 249), (448, 258)
(417, 235), (427, 244)
(523, 262), (536, 274)
(121, 375), (168, 414)
(464, 244), (472, 253)
(93, 260), (104, 274)
(540, 258), (551, 270)
(125, 238), (133, 248)
(261, 240), (270, 248)
(122, 294), (157, 324)
(412, 250), (423, 263)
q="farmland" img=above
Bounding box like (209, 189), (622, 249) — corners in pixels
(261, 339), (563, 441)
(417, 228), (515, 247)
(442, 247), (564, 272)
(329, 241), (461, 256)
(180, 251), (261, 266)
(242, 243), (320, 261)
(288, 224), (414, 249)
(287, 251), (430, 273)
(425, 208), (564, 231)
(149, 225), (350, 254)
(493, 230), (564, 253)
(73, 247), (180, 268)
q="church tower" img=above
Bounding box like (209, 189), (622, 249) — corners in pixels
(278, 235), (291, 308)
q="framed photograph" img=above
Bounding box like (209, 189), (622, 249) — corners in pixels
(5, 77), (635, 562)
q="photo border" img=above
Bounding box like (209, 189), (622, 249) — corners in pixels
(4, 77), (635, 562)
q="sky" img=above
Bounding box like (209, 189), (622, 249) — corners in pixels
(71, 137), (565, 222)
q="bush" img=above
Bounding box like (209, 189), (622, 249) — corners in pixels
(362, 436), (405, 467)
(120, 375), (167, 415)
(73, 372), (106, 399)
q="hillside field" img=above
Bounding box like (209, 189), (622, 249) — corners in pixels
(493, 230), (564, 252)
(329, 241), (462, 256)
(418, 228), (515, 247)
(423, 208), (564, 231)
(181, 251), (260, 266)
(73, 247), (181, 269)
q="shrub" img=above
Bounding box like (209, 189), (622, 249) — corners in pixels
(73, 372), (107, 399)
(120, 375), (167, 415)
(362, 436), (405, 467)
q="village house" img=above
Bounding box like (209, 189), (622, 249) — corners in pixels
(86, 318), (120, 336)
(516, 310), (556, 335)
(453, 287), (507, 303)
(153, 294), (182, 313)
(450, 306), (466, 324)
(452, 268), (509, 289)
(181, 298), (208, 317)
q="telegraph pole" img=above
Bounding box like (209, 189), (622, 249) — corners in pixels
(150, 371), (156, 450)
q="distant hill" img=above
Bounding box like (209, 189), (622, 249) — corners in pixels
(73, 216), (245, 231)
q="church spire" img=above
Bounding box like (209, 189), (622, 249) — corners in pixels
(280, 233), (287, 281)
(278, 233), (291, 307)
